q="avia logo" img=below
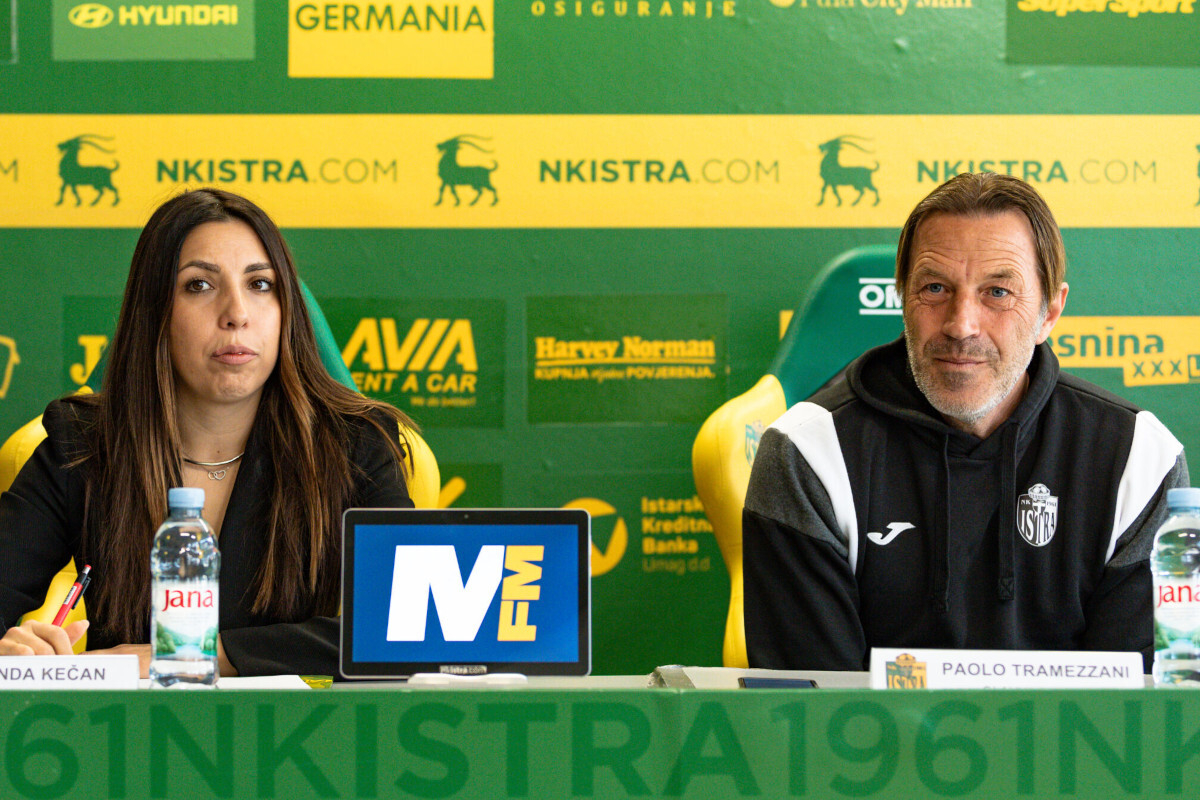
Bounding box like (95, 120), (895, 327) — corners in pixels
(342, 318), (478, 395)
(859, 278), (902, 316)
(68, 3), (115, 28)
(435, 134), (499, 206)
(386, 545), (543, 642)
(56, 134), (119, 207)
(0, 336), (19, 399)
(566, 497), (626, 577)
(867, 521), (915, 546)
(818, 135), (880, 207)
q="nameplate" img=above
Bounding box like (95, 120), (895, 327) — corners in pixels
(0, 656), (140, 690)
(869, 648), (1143, 689)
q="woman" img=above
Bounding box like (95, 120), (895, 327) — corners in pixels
(0, 189), (414, 676)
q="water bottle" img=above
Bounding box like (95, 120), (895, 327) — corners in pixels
(1152, 487), (1200, 686)
(149, 487), (221, 688)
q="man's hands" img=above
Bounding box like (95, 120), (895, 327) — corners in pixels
(0, 618), (88, 656)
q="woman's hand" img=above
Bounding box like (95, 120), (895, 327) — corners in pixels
(0, 619), (89, 656)
(85, 644), (152, 678)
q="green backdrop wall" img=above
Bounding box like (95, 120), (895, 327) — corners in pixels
(0, 1), (1196, 674)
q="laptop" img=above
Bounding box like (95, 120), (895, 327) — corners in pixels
(340, 508), (591, 679)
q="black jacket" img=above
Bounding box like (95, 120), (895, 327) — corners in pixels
(744, 337), (1189, 672)
(0, 399), (412, 676)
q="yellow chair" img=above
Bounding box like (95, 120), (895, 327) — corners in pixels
(1, 282), (439, 647)
(693, 246), (902, 667)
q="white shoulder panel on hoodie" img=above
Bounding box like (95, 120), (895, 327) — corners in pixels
(771, 401), (860, 570)
(1106, 410), (1184, 563)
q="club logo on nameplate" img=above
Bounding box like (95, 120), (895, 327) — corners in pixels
(885, 653), (927, 689)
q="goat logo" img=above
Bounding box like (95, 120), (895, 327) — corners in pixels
(817, 135), (880, 207)
(435, 134), (499, 207)
(68, 4), (114, 28)
(0, 336), (18, 400)
(55, 134), (120, 207)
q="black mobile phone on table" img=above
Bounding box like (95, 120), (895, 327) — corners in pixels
(737, 676), (818, 689)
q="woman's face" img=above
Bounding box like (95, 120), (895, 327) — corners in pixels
(169, 220), (282, 411)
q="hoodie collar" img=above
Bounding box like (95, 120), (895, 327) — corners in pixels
(846, 335), (1060, 450)
(846, 335), (1061, 603)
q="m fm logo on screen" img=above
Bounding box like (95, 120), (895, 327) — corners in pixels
(386, 545), (543, 643)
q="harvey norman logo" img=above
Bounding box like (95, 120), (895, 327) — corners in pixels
(288, 1), (493, 78)
(387, 545), (543, 643)
(534, 335), (717, 382)
(54, 1), (253, 61)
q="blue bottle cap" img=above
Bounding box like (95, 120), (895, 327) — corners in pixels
(167, 486), (206, 510)
(1167, 487), (1200, 511)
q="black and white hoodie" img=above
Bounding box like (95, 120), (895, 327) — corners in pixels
(743, 337), (1189, 672)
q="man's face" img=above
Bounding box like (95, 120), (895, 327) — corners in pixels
(902, 210), (1067, 437)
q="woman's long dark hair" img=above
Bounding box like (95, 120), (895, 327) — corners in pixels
(67, 188), (413, 642)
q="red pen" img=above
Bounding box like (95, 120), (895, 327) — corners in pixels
(51, 564), (91, 627)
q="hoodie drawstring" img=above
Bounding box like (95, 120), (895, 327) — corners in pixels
(997, 424), (1018, 601)
(934, 436), (951, 613)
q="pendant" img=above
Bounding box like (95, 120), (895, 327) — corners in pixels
(208, 469), (227, 481)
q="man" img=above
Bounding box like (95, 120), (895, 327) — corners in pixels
(743, 173), (1189, 671)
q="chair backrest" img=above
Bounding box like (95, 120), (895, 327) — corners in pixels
(1, 282), (440, 639)
(693, 245), (902, 667)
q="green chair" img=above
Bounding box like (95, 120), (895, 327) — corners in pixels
(692, 245), (903, 667)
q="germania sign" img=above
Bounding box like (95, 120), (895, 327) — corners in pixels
(288, 1), (493, 78)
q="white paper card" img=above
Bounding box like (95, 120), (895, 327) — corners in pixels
(869, 648), (1143, 689)
(0, 656), (140, 690)
(216, 675), (312, 690)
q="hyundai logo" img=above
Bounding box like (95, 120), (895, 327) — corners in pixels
(68, 3), (114, 28)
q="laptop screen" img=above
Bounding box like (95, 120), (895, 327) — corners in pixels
(341, 508), (591, 678)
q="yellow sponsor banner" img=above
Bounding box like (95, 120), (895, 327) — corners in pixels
(1048, 317), (1200, 386)
(287, 1), (493, 78)
(2, 114), (1200, 227)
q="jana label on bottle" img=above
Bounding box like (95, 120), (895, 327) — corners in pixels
(1155, 578), (1200, 634)
(152, 579), (219, 659)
